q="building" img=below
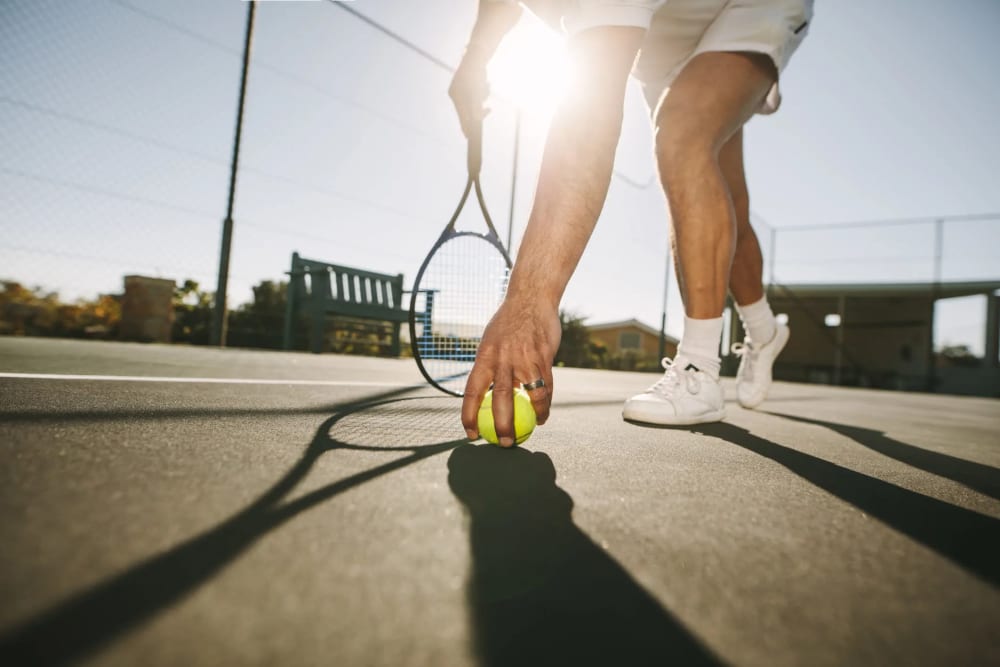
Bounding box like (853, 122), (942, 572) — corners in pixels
(721, 280), (1000, 397)
(585, 319), (678, 371)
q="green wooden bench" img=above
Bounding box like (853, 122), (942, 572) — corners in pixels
(282, 252), (408, 356)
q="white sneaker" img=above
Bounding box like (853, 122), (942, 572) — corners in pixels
(732, 323), (790, 409)
(622, 357), (725, 426)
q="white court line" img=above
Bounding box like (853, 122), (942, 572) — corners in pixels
(0, 372), (411, 388)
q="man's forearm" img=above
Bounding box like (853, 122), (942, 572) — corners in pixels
(465, 1), (522, 61)
(505, 27), (644, 310)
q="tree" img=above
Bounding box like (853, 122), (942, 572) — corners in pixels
(938, 344), (981, 368)
(172, 279), (214, 345)
(0, 281), (119, 338)
(555, 310), (598, 368)
(228, 280), (288, 349)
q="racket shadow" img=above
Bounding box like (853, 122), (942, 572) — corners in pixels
(448, 444), (722, 667)
(0, 393), (465, 666)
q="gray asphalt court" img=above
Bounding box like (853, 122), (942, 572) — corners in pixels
(1, 337), (998, 666)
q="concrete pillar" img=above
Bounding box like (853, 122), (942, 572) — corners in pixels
(120, 275), (175, 343)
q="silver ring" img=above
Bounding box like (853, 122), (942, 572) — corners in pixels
(522, 378), (546, 391)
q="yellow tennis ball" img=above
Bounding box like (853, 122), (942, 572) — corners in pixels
(478, 388), (537, 445)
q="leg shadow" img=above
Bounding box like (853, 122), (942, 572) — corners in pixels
(0, 390), (461, 666)
(692, 423), (1000, 588)
(764, 411), (1000, 500)
(448, 444), (721, 667)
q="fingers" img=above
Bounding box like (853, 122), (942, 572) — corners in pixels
(464, 361), (552, 448)
(521, 366), (554, 426)
(490, 367), (516, 448)
(461, 304), (560, 447)
(461, 362), (493, 441)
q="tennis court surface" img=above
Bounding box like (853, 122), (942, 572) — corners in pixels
(1, 337), (998, 666)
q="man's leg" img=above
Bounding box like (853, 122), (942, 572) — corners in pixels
(719, 128), (764, 307)
(721, 127), (776, 344)
(656, 51), (775, 320)
(622, 51), (774, 426)
(656, 52), (775, 377)
(719, 124), (789, 409)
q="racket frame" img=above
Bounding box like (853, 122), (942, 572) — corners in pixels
(408, 125), (513, 396)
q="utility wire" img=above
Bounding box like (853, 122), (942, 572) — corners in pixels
(1, 96), (432, 224)
(329, 1), (654, 190)
(0, 167), (219, 222)
(0, 244), (225, 280)
(105, 0), (450, 148)
(327, 2), (454, 74)
(0, 96), (226, 166)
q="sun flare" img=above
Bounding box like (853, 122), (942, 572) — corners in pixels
(487, 17), (569, 118)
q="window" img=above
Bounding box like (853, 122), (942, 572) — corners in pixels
(619, 331), (640, 350)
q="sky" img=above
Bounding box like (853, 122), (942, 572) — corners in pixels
(1, 0), (998, 353)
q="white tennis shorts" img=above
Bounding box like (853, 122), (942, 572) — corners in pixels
(517, 0), (814, 117)
(632, 0), (814, 118)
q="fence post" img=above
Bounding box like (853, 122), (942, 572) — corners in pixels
(211, 0), (256, 347)
(925, 219), (944, 391)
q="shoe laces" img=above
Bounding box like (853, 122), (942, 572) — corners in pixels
(731, 341), (758, 381)
(649, 357), (701, 397)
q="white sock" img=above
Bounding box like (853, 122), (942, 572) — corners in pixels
(736, 295), (777, 346)
(676, 315), (723, 379)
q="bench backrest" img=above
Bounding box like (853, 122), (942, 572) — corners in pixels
(288, 252), (404, 315)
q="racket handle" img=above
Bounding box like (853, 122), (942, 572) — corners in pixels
(467, 119), (483, 179)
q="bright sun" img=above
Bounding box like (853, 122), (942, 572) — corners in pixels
(487, 17), (569, 118)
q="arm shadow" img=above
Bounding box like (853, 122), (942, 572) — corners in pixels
(0, 390), (461, 666)
(691, 423), (1000, 588)
(762, 411), (1000, 501)
(448, 444), (723, 667)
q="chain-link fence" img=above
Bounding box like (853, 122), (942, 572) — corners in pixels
(2, 0), (998, 393)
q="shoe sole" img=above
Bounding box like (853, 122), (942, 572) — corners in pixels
(738, 325), (790, 409)
(621, 407), (726, 427)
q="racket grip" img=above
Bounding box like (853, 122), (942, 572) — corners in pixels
(467, 120), (483, 178)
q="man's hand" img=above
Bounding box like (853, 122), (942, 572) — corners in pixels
(462, 298), (561, 447)
(448, 48), (491, 139)
(449, 1), (521, 138)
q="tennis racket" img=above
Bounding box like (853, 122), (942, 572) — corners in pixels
(409, 121), (512, 396)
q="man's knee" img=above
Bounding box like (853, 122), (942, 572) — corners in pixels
(655, 51), (774, 177)
(654, 102), (728, 177)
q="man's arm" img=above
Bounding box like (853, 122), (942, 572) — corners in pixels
(449, 1), (522, 138)
(461, 26), (646, 446)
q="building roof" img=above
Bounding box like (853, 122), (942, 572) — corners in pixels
(585, 318), (678, 343)
(770, 280), (1000, 300)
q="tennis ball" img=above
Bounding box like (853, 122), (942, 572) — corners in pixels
(478, 388), (536, 446)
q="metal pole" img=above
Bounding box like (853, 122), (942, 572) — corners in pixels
(767, 227), (777, 295)
(926, 218), (944, 391)
(833, 294), (845, 385)
(212, 0), (256, 347)
(658, 235), (671, 360)
(506, 110), (521, 252)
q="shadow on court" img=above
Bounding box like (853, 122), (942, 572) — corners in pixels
(764, 411), (1000, 501)
(0, 393), (633, 665)
(690, 422), (1000, 588)
(0, 387), (463, 665)
(448, 444), (721, 667)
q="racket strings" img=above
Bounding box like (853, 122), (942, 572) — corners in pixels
(413, 235), (510, 395)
